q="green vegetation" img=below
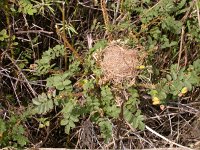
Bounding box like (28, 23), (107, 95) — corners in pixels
(0, 0), (199, 149)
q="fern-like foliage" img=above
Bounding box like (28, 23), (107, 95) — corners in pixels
(18, 0), (37, 15)
(32, 93), (54, 114)
(35, 45), (65, 75)
(101, 86), (120, 118)
(46, 74), (72, 91)
(60, 100), (80, 134)
(97, 118), (113, 143)
(0, 117), (28, 147)
(124, 89), (145, 130)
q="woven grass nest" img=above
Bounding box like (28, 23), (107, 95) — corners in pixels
(98, 43), (143, 84)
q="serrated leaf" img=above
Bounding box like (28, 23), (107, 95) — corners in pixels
(13, 134), (28, 146)
(98, 119), (112, 143)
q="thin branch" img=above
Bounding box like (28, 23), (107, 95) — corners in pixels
(15, 30), (54, 35)
(177, 26), (185, 70)
(181, 0), (196, 24)
(9, 76), (21, 106)
(77, 1), (115, 12)
(145, 125), (192, 150)
(4, 53), (37, 97)
(0, 71), (46, 86)
(55, 25), (83, 63)
(196, 0), (200, 28)
(112, 0), (120, 24)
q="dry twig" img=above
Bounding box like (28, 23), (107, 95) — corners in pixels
(145, 125), (192, 150)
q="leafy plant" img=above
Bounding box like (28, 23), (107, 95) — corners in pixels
(1, 0), (200, 148)
(97, 118), (113, 143)
(60, 100), (80, 134)
(32, 92), (54, 114)
(124, 89), (145, 130)
(18, 0), (37, 15)
(0, 117), (28, 148)
(31, 40), (145, 142)
(150, 59), (200, 105)
(32, 0), (55, 15)
(0, 29), (9, 41)
(34, 45), (65, 75)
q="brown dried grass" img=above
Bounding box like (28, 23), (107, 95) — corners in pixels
(99, 43), (141, 84)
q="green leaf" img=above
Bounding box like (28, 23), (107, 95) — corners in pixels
(98, 119), (112, 143)
(184, 81), (192, 91)
(53, 76), (62, 83)
(0, 119), (6, 134)
(171, 70), (177, 80)
(166, 74), (172, 81)
(68, 121), (75, 129)
(63, 80), (71, 86)
(56, 84), (65, 90)
(65, 124), (71, 134)
(32, 93), (54, 114)
(32, 98), (41, 105)
(158, 91), (167, 100)
(149, 90), (158, 97)
(61, 119), (68, 126)
(70, 116), (79, 122)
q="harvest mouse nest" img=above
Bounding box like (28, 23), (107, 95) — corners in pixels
(99, 43), (141, 84)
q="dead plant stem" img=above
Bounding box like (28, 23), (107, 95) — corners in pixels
(5, 53), (37, 97)
(177, 26), (185, 70)
(145, 125), (192, 150)
(196, 0), (200, 28)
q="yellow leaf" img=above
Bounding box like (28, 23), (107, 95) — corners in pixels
(152, 97), (160, 105)
(181, 87), (188, 94)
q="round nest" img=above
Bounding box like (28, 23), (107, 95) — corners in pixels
(100, 43), (140, 83)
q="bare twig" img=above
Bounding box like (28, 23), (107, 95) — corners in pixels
(112, 0), (120, 24)
(0, 71), (46, 87)
(196, 0), (200, 28)
(15, 30), (53, 35)
(4, 53), (37, 97)
(181, 0), (196, 23)
(145, 125), (192, 150)
(77, 1), (115, 12)
(87, 33), (93, 49)
(9, 74), (21, 106)
(126, 121), (155, 148)
(177, 26), (185, 70)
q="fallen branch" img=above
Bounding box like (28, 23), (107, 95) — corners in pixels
(145, 125), (192, 150)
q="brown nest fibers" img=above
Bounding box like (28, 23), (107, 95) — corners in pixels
(99, 43), (141, 84)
